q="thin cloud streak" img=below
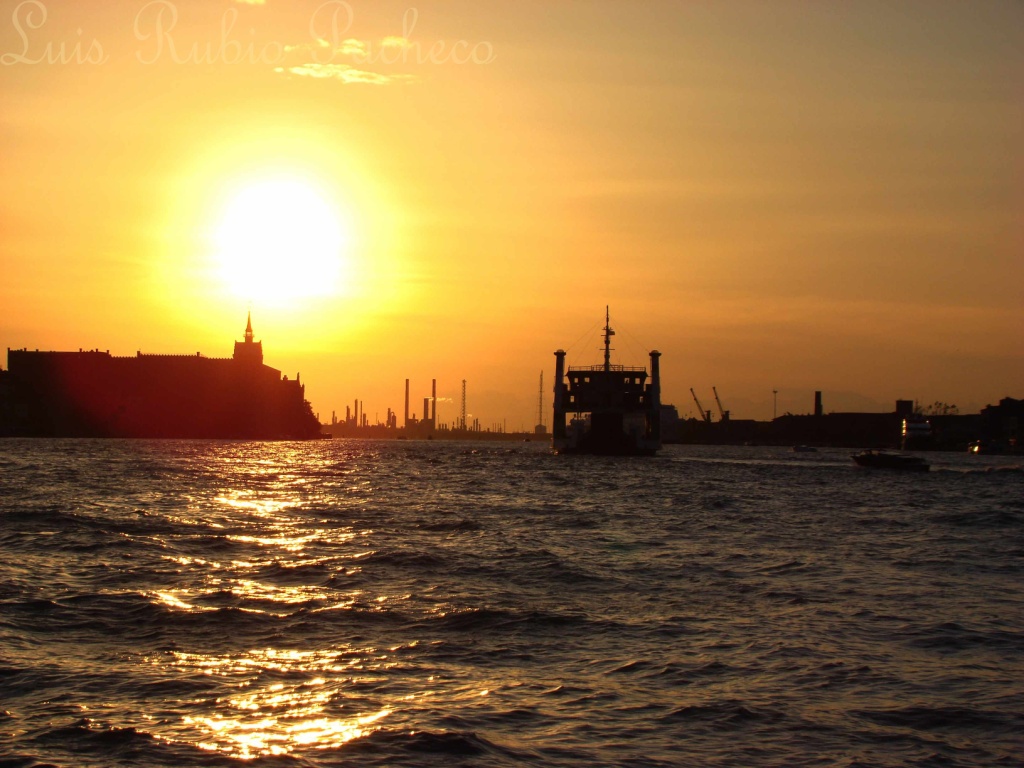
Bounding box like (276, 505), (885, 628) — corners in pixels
(275, 63), (417, 85)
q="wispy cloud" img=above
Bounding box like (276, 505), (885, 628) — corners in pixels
(274, 15), (489, 86)
(275, 63), (417, 85)
(340, 38), (367, 57)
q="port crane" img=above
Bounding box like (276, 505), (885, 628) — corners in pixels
(690, 388), (712, 423)
(712, 386), (730, 422)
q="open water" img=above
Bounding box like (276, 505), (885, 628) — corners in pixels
(0, 439), (1022, 767)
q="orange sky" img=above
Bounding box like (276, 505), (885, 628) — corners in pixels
(1, 0), (1021, 426)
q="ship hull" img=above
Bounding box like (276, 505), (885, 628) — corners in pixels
(553, 421), (660, 456)
(554, 440), (659, 457)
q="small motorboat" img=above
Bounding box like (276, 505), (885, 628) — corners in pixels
(792, 445), (818, 453)
(852, 450), (929, 472)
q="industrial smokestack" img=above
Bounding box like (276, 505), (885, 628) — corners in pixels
(405, 379), (410, 428)
(431, 379), (437, 425)
(814, 391), (823, 417)
(461, 380), (467, 430)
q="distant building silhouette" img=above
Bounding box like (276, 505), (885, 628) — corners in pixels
(1, 314), (321, 439)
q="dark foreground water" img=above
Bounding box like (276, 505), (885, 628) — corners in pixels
(0, 440), (1022, 767)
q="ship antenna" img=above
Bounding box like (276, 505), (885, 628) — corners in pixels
(603, 305), (615, 372)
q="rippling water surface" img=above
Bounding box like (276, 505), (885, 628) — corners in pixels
(0, 439), (1022, 767)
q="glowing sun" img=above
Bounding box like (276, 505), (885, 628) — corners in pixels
(213, 178), (349, 303)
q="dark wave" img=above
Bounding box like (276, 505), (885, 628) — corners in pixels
(358, 549), (448, 569)
(344, 727), (534, 764)
(415, 519), (482, 533)
(24, 719), (187, 768)
(930, 509), (1023, 528)
(855, 705), (1024, 732)
(424, 606), (584, 634)
(0, 754), (65, 768)
(251, 560), (332, 585)
(902, 621), (1024, 653)
(19, 720), (248, 768)
(661, 700), (786, 726)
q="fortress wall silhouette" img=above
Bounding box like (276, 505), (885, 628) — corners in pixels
(3, 317), (321, 439)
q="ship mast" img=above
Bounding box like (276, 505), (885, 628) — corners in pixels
(602, 305), (615, 372)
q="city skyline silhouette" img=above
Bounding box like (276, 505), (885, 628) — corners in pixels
(1, 1), (1020, 429)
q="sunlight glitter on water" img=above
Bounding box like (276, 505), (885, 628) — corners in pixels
(184, 707), (392, 759)
(150, 590), (214, 612)
(160, 648), (395, 758)
(215, 494), (302, 517)
(164, 648), (352, 676)
(225, 533), (318, 550)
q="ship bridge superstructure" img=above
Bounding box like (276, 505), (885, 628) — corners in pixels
(552, 307), (662, 455)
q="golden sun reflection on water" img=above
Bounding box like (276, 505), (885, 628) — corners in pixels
(184, 707), (391, 758)
(156, 648), (394, 759)
(150, 580), (363, 616)
(139, 452), (403, 758)
(215, 493), (301, 518)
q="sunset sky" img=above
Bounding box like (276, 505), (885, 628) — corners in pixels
(2, 0), (1021, 426)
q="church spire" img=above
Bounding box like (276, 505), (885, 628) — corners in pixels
(234, 311), (263, 365)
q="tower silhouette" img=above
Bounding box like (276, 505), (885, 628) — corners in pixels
(233, 312), (264, 365)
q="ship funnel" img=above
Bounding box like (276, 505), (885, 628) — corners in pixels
(649, 350), (662, 442)
(553, 350), (567, 441)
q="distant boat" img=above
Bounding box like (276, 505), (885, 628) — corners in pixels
(967, 439), (1019, 455)
(551, 307), (662, 456)
(901, 415), (932, 450)
(792, 445), (817, 453)
(852, 450), (929, 472)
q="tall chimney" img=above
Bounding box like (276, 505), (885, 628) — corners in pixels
(431, 379), (437, 425)
(423, 397), (430, 427)
(404, 379), (410, 428)
(814, 391), (823, 417)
